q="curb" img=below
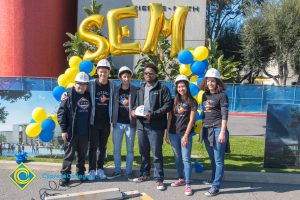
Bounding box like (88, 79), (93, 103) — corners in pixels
(1, 160), (299, 185)
(229, 112), (266, 118)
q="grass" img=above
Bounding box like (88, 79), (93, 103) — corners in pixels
(1, 135), (300, 173)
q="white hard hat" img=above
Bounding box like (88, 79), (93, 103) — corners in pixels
(205, 68), (221, 79)
(75, 72), (89, 83)
(96, 59), (111, 69)
(175, 75), (189, 84)
(118, 66), (133, 78)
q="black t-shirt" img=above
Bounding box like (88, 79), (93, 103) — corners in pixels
(170, 98), (197, 134)
(117, 88), (130, 124)
(73, 92), (90, 135)
(202, 92), (228, 128)
(94, 80), (110, 127)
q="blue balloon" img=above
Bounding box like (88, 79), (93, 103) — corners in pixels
(88, 75), (93, 80)
(178, 50), (194, 64)
(191, 60), (209, 77)
(195, 112), (201, 121)
(39, 129), (53, 142)
(41, 118), (56, 132)
(52, 86), (67, 102)
(197, 77), (204, 85)
(30, 119), (36, 123)
(79, 60), (94, 74)
(189, 83), (200, 97)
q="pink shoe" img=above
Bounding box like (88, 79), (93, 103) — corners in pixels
(171, 178), (185, 187)
(185, 184), (193, 196)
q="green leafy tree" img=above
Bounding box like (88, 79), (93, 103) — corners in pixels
(207, 39), (240, 82)
(134, 36), (180, 81)
(0, 134), (7, 143)
(242, 0), (300, 85)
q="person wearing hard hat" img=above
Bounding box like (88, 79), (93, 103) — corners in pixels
(107, 66), (137, 181)
(61, 58), (115, 181)
(198, 68), (229, 197)
(165, 75), (197, 196)
(57, 72), (91, 186)
(131, 63), (172, 191)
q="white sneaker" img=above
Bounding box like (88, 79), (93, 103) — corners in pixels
(87, 170), (96, 181)
(96, 169), (107, 179)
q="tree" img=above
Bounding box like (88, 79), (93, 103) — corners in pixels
(208, 39), (240, 82)
(242, 0), (300, 85)
(206, 0), (263, 41)
(0, 91), (32, 123)
(134, 36), (180, 81)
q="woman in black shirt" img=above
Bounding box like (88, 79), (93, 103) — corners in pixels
(199, 68), (229, 197)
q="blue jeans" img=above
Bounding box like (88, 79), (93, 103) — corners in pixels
(113, 123), (136, 174)
(169, 133), (193, 184)
(137, 124), (164, 181)
(203, 127), (229, 190)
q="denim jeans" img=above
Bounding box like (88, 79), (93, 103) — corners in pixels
(203, 127), (229, 190)
(169, 133), (193, 184)
(137, 123), (164, 181)
(113, 123), (136, 174)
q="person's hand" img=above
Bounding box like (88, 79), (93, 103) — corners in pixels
(218, 131), (226, 143)
(62, 133), (68, 143)
(165, 133), (170, 144)
(181, 134), (188, 147)
(145, 112), (151, 120)
(131, 110), (136, 118)
(61, 92), (68, 101)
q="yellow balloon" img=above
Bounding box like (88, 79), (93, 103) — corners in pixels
(57, 74), (68, 88)
(32, 107), (47, 124)
(194, 120), (203, 134)
(190, 75), (198, 83)
(78, 15), (110, 62)
(89, 66), (96, 77)
(67, 82), (75, 88)
(69, 56), (82, 69)
(64, 68), (79, 83)
(107, 6), (141, 55)
(48, 114), (58, 125)
(186, 47), (195, 55)
(179, 64), (192, 76)
(196, 90), (205, 105)
(170, 6), (189, 57)
(26, 123), (42, 138)
(193, 46), (209, 61)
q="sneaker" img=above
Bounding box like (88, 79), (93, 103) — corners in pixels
(156, 181), (166, 191)
(87, 170), (96, 181)
(59, 177), (70, 186)
(185, 184), (193, 196)
(204, 187), (219, 197)
(127, 173), (135, 181)
(77, 174), (86, 182)
(171, 178), (185, 187)
(107, 172), (121, 179)
(133, 175), (150, 183)
(202, 179), (213, 185)
(96, 169), (107, 179)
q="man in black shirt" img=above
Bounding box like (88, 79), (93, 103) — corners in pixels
(57, 72), (91, 186)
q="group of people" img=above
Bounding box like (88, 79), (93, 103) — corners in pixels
(57, 59), (229, 197)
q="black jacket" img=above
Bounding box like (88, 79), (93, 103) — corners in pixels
(57, 87), (91, 142)
(133, 80), (172, 130)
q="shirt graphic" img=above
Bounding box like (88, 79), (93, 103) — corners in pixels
(203, 100), (214, 111)
(119, 96), (129, 107)
(96, 91), (110, 106)
(77, 97), (89, 111)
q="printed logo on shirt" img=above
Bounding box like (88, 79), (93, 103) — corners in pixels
(203, 100), (214, 111)
(96, 91), (110, 105)
(77, 97), (90, 110)
(176, 102), (188, 116)
(120, 97), (129, 106)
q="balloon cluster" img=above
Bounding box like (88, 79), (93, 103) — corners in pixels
(25, 107), (58, 142)
(178, 46), (210, 134)
(15, 152), (28, 164)
(52, 56), (96, 102)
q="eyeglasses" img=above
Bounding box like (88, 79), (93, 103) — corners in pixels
(144, 72), (155, 76)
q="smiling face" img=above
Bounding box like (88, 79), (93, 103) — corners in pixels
(120, 72), (132, 86)
(176, 81), (187, 97)
(144, 67), (157, 83)
(75, 83), (88, 94)
(97, 67), (110, 83)
(206, 77), (217, 92)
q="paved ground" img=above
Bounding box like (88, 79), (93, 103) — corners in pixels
(1, 168), (299, 200)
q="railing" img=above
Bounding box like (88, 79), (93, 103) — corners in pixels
(1, 77), (299, 113)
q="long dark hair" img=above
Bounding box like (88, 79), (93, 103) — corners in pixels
(199, 77), (226, 93)
(173, 80), (194, 112)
